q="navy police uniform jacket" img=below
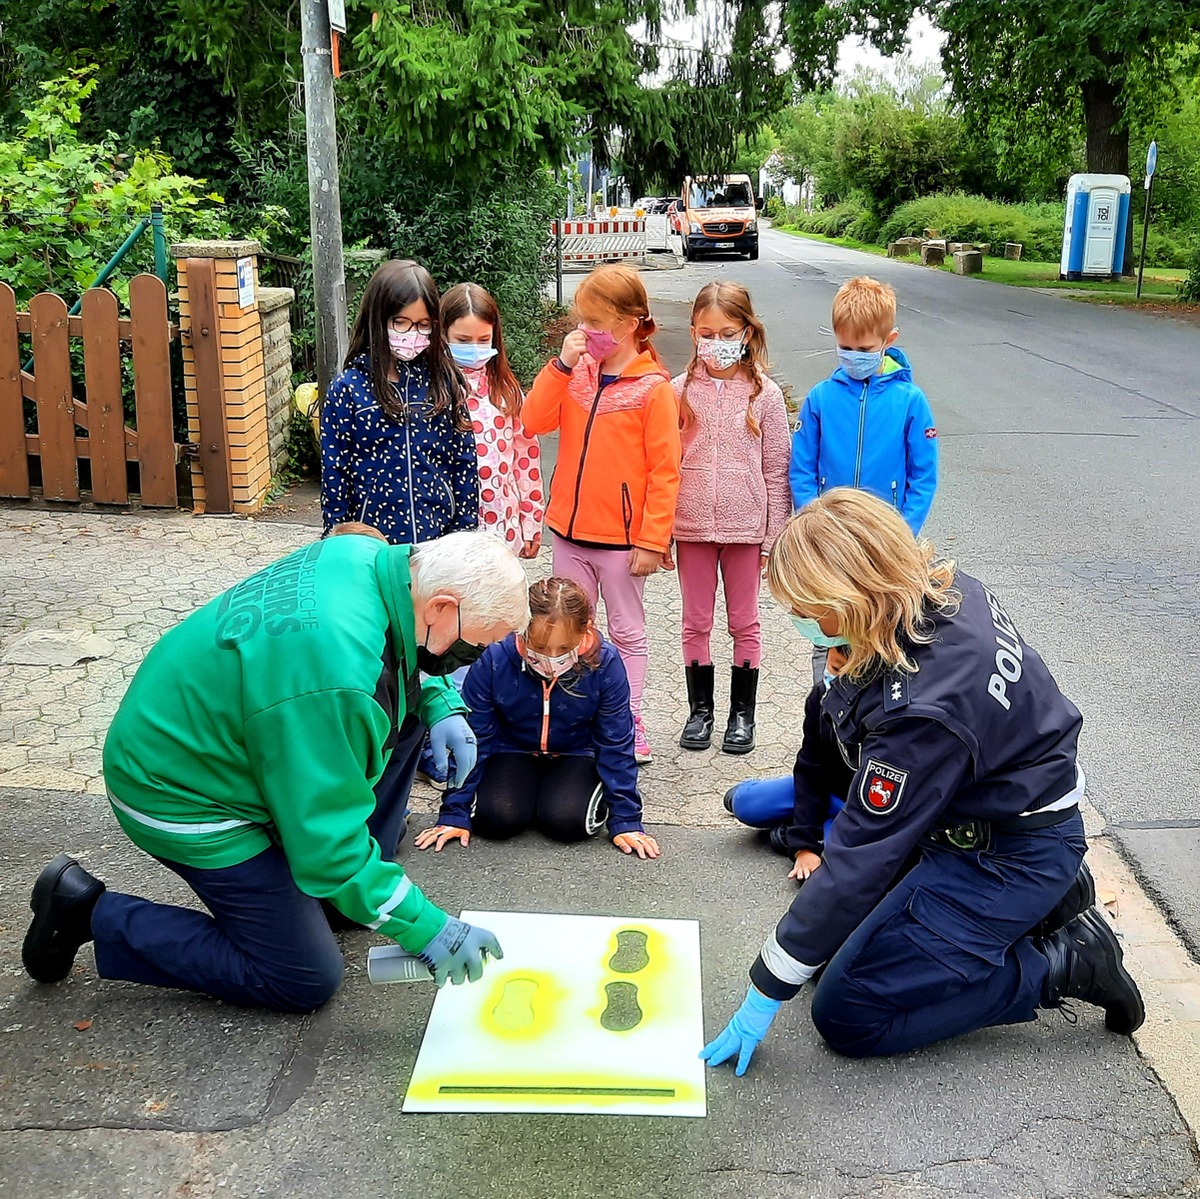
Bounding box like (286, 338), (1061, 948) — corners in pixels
(752, 571), (1084, 1001)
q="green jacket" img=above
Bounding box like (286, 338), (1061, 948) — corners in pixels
(102, 536), (465, 952)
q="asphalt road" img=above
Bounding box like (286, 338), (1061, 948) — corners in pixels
(636, 226), (1200, 954)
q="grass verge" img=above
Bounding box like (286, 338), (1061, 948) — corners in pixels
(775, 227), (1187, 303)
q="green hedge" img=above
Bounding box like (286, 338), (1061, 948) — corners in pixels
(1180, 242), (1200, 302)
(879, 194), (1065, 260)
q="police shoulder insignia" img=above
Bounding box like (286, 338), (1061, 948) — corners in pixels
(859, 759), (908, 816)
(882, 671), (909, 712)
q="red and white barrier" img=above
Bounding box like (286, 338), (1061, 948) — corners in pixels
(552, 219), (647, 262)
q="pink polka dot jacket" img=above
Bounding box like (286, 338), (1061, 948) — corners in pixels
(462, 367), (544, 550)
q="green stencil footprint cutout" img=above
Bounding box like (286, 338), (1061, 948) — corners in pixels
(600, 981), (643, 1031)
(492, 977), (538, 1032)
(608, 929), (650, 974)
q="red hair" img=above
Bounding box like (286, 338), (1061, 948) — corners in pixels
(573, 265), (663, 367)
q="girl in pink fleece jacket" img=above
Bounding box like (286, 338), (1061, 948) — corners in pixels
(671, 281), (792, 756)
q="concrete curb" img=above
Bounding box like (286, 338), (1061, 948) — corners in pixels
(1086, 830), (1200, 1145)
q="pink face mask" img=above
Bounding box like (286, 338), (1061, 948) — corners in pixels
(581, 327), (621, 361)
(388, 329), (431, 362)
(524, 646), (579, 679)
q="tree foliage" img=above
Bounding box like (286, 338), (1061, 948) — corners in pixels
(783, 0), (1200, 178)
(0, 70), (228, 305)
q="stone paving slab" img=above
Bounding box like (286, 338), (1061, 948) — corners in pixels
(0, 508), (807, 827)
(2, 824), (1196, 1199)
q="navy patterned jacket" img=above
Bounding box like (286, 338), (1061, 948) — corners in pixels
(320, 353), (479, 544)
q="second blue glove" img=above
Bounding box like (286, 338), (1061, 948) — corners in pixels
(428, 713), (477, 790)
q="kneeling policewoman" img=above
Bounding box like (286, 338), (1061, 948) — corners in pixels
(702, 488), (1143, 1071)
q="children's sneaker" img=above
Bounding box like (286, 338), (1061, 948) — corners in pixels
(415, 740), (449, 791)
(633, 716), (652, 766)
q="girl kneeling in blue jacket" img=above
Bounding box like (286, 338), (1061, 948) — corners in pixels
(414, 578), (661, 860)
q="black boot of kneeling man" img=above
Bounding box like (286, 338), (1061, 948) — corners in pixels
(23, 854), (105, 984)
(722, 662), (759, 755)
(1036, 906), (1145, 1034)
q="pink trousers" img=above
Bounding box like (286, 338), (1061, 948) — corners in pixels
(552, 536), (648, 718)
(675, 541), (763, 668)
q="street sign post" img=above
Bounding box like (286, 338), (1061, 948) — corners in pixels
(1137, 140), (1157, 300)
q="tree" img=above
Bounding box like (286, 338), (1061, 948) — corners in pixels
(782, 0), (1200, 188)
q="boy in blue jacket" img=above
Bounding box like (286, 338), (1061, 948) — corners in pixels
(790, 276), (937, 535)
(414, 577), (661, 860)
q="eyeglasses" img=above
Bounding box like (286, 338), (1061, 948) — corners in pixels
(389, 317), (434, 335)
(698, 327), (747, 342)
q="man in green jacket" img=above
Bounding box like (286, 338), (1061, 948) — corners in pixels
(21, 528), (530, 1012)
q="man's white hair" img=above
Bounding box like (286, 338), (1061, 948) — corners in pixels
(410, 531), (530, 630)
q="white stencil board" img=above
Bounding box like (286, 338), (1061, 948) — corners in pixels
(403, 911), (706, 1117)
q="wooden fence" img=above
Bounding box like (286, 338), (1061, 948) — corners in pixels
(0, 275), (178, 507)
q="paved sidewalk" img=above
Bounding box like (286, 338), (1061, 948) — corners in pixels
(0, 507), (808, 825)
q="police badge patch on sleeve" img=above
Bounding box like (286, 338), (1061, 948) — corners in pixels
(859, 759), (908, 816)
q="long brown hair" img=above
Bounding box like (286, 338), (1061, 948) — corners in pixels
(573, 264), (663, 367)
(680, 280), (770, 435)
(440, 282), (523, 419)
(344, 259), (469, 430)
(526, 576), (601, 672)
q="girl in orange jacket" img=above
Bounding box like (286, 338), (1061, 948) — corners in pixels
(522, 265), (682, 764)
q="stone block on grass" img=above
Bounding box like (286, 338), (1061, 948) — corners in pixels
(953, 250), (984, 275)
(920, 243), (946, 267)
(1005, 242), (1024, 260)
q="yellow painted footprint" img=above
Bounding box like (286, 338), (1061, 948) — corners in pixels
(607, 929), (650, 974)
(600, 981), (644, 1032)
(491, 977), (539, 1033)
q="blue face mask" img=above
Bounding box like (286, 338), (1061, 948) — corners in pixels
(836, 347), (883, 381)
(822, 670), (837, 690)
(790, 614), (847, 649)
(450, 343), (498, 370)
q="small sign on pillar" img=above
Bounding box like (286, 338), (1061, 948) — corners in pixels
(236, 257), (256, 308)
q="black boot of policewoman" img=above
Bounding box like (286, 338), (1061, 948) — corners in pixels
(1036, 907), (1145, 1034)
(722, 663), (759, 755)
(679, 662), (715, 750)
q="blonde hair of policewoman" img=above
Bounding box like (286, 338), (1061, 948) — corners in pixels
(766, 488), (959, 682)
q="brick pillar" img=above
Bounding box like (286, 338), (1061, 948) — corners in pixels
(173, 240), (273, 514)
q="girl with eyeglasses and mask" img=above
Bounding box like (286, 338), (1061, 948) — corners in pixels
(414, 577), (661, 860)
(672, 281), (791, 758)
(320, 260), (479, 546)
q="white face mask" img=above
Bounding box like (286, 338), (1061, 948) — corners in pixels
(696, 335), (745, 371)
(525, 646), (579, 679)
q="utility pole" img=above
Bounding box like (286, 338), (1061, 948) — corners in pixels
(300, 0), (348, 399)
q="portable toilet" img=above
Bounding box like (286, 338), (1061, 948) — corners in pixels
(1059, 174), (1131, 280)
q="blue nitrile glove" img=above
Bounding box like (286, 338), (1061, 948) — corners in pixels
(417, 915), (503, 988)
(428, 713), (477, 790)
(699, 985), (783, 1076)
